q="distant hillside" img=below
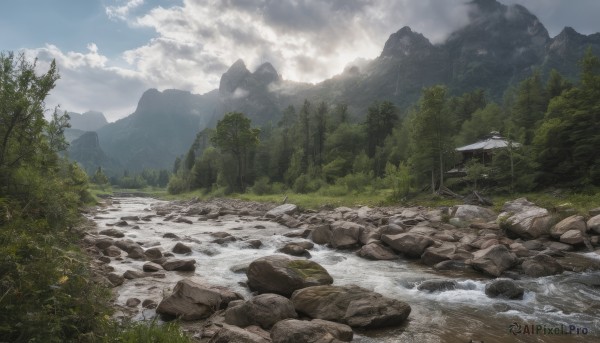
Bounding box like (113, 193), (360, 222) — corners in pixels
(96, 88), (219, 171)
(67, 131), (121, 175)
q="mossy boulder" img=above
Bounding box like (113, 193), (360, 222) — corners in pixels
(246, 255), (333, 297)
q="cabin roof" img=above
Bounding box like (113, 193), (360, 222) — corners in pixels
(456, 135), (520, 152)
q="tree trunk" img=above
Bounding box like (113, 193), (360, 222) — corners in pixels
(431, 169), (435, 195)
(439, 150), (444, 191)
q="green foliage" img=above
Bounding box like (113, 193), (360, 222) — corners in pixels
(100, 320), (191, 343)
(292, 174), (324, 194)
(464, 159), (490, 190)
(211, 112), (260, 191)
(366, 101), (398, 157)
(250, 176), (273, 195)
(385, 161), (412, 200)
(409, 85), (455, 191)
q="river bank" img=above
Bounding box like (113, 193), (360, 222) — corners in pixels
(82, 196), (600, 342)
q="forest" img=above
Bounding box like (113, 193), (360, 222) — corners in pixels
(162, 49), (600, 200)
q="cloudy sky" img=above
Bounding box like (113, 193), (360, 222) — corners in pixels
(1, 0), (599, 121)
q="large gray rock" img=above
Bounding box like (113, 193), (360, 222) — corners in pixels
(453, 205), (496, 222)
(357, 242), (398, 260)
(270, 319), (353, 343)
(588, 215), (600, 234)
(156, 279), (243, 321)
(266, 204), (298, 218)
(162, 258), (196, 271)
(224, 293), (297, 329)
(521, 254), (563, 277)
(172, 242), (192, 254)
(417, 280), (457, 293)
(99, 228), (125, 238)
(550, 215), (587, 238)
(310, 224), (332, 245)
(208, 324), (270, 343)
(330, 221), (363, 249)
(560, 229), (585, 245)
(381, 233), (434, 258)
(485, 279), (524, 299)
(291, 285), (411, 329)
(469, 244), (518, 277)
(499, 199), (552, 239)
(420, 243), (456, 266)
(246, 255), (333, 297)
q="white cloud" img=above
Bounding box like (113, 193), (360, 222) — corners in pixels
(25, 44), (150, 122)
(106, 0), (145, 21)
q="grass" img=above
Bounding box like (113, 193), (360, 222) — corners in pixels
(92, 184), (600, 215)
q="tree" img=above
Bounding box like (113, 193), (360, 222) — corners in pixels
(409, 85), (454, 193)
(92, 166), (109, 188)
(510, 70), (548, 144)
(366, 101), (398, 157)
(533, 49), (600, 186)
(0, 52), (59, 180)
(211, 112), (260, 191)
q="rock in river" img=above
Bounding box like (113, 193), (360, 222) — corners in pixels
(156, 279), (243, 320)
(291, 284), (411, 329)
(270, 319), (353, 343)
(246, 255), (333, 297)
(225, 293), (297, 329)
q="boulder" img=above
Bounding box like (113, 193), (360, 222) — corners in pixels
(560, 229), (585, 245)
(172, 242), (192, 254)
(120, 216), (140, 221)
(127, 246), (146, 260)
(224, 293), (297, 329)
(99, 228), (125, 238)
(162, 258), (196, 271)
(550, 215), (587, 238)
(469, 244), (518, 277)
(94, 237), (115, 249)
(143, 262), (162, 272)
(174, 217), (193, 224)
(246, 255), (333, 297)
(279, 243), (312, 257)
(266, 204), (298, 218)
(521, 254), (563, 277)
(123, 270), (145, 279)
(485, 279), (524, 299)
(156, 279), (243, 321)
(208, 324), (270, 343)
(356, 242), (398, 260)
(588, 215), (600, 234)
(417, 280), (458, 293)
(499, 200), (552, 239)
(103, 245), (122, 257)
(270, 319), (353, 343)
(453, 205), (496, 222)
(279, 214), (302, 228)
(292, 285), (411, 329)
(433, 260), (473, 272)
(359, 226), (381, 245)
(381, 233), (434, 258)
(145, 247), (163, 259)
(310, 225), (332, 245)
(330, 221), (363, 249)
(126, 298), (141, 307)
(106, 272), (124, 287)
(420, 243), (456, 266)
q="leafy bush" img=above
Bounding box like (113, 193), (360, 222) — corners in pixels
(292, 174), (324, 194)
(167, 175), (188, 194)
(250, 176), (273, 195)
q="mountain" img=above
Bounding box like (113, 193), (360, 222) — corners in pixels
(70, 0), (600, 173)
(68, 110), (108, 131)
(67, 131), (121, 175)
(96, 88), (219, 171)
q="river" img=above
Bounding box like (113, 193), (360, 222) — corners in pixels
(88, 197), (600, 342)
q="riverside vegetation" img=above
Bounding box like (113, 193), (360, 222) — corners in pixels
(0, 52), (190, 342)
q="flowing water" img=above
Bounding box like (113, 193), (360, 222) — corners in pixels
(89, 197), (600, 343)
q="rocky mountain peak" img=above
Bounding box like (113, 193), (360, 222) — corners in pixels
(253, 62), (281, 84)
(219, 59), (252, 94)
(380, 26), (433, 58)
(68, 110), (108, 131)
